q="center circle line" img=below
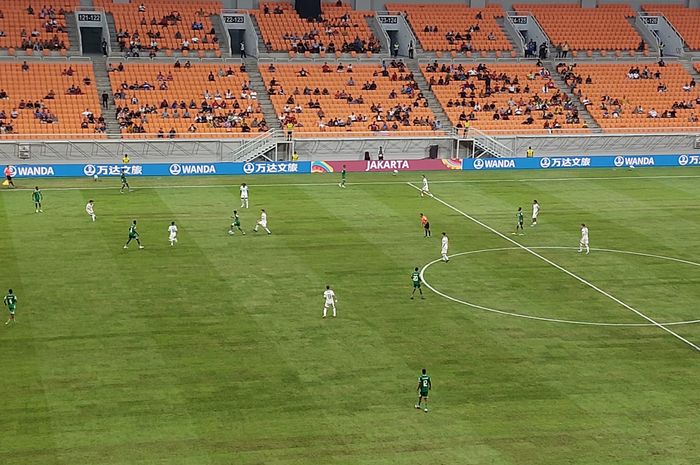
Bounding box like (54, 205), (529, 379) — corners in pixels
(419, 246), (700, 327)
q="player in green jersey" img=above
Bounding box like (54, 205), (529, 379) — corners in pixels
(123, 220), (144, 249)
(338, 165), (347, 188)
(4, 289), (17, 325)
(513, 207), (524, 235)
(415, 368), (431, 412)
(32, 186), (43, 213)
(120, 169), (131, 193)
(410, 267), (424, 299)
(228, 210), (245, 235)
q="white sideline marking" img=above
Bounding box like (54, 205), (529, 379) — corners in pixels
(407, 182), (700, 352)
(1, 173), (699, 192)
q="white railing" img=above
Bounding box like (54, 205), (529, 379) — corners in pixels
(229, 129), (284, 161)
(465, 127), (514, 158)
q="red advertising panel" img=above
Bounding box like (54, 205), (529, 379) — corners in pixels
(311, 159), (461, 173)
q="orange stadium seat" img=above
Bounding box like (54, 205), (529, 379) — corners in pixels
(423, 62), (589, 135)
(95, 0), (221, 52)
(252, 2), (380, 53)
(0, 62), (103, 140)
(259, 62), (439, 136)
(514, 4), (642, 52)
(560, 62), (700, 132)
(643, 5), (700, 50)
(108, 62), (267, 139)
(0, 2), (74, 51)
(385, 4), (512, 53)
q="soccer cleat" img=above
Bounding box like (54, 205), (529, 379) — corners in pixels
(424, 408), (428, 413)
(415, 404), (421, 409)
(123, 245), (128, 249)
(410, 296), (414, 300)
(139, 246), (145, 249)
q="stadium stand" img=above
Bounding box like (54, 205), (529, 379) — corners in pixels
(422, 62), (589, 134)
(514, 4), (643, 53)
(643, 4), (700, 50)
(252, 2), (380, 54)
(258, 61), (439, 135)
(559, 62), (700, 131)
(0, 2), (73, 53)
(95, 0), (222, 56)
(107, 61), (267, 138)
(385, 3), (512, 54)
(0, 62), (102, 139)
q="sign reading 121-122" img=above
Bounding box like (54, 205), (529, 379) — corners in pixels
(78, 13), (101, 22)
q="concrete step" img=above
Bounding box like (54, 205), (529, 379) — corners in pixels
(89, 54), (123, 138)
(546, 62), (602, 133)
(65, 12), (82, 54)
(407, 60), (451, 129)
(244, 57), (280, 128)
(210, 14), (231, 57)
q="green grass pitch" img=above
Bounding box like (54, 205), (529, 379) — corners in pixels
(1, 167), (699, 465)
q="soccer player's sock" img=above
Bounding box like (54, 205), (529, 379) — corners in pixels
(323, 308), (327, 318)
(265, 228), (271, 234)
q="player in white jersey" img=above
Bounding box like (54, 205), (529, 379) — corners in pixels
(322, 285), (337, 318)
(578, 223), (589, 254)
(168, 221), (178, 246)
(531, 200), (540, 226)
(253, 208), (271, 234)
(240, 183), (249, 208)
(420, 175), (431, 197)
(441, 232), (449, 262)
(85, 200), (96, 222)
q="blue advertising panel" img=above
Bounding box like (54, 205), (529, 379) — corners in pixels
(462, 154), (699, 171)
(7, 161), (311, 178)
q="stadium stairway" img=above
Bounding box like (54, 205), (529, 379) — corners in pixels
(91, 55), (122, 138)
(106, 12), (120, 57)
(495, 16), (523, 56)
(244, 58), (280, 129)
(210, 14), (231, 58)
(681, 60), (700, 79)
(545, 62), (601, 133)
(365, 15), (390, 57)
(406, 60), (451, 131)
(627, 16), (659, 56)
(248, 14), (268, 58)
(66, 12), (83, 57)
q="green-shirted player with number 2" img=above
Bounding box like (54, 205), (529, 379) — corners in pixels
(410, 267), (424, 300)
(4, 289), (17, 325)
(415, 368), (431, 412)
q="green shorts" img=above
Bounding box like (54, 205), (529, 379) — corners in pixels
(413, 282), (421, 288)
(7, 307), (15, 315)
(419, 390), (429, 398)
(128, 233), (138, 239)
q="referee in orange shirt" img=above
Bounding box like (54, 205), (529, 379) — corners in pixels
(420, 213), (431, 237)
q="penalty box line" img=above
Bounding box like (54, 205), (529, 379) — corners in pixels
(406, 182), (700, 352)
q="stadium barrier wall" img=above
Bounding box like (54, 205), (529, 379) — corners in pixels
(462, 154), (700, 170)
(6, 155), (699, 179)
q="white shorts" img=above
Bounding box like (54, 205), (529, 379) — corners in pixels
(169, 234), (177, 240)
(441, 248), (448, 255)
(258, 220), (267, 227)
(324, 302), (335, 308)
(532, 213), (539, 219)
(241, 195), (248, 200)
(580, 238), (589, 245)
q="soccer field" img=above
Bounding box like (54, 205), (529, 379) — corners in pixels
(1, 167), (698, 465)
